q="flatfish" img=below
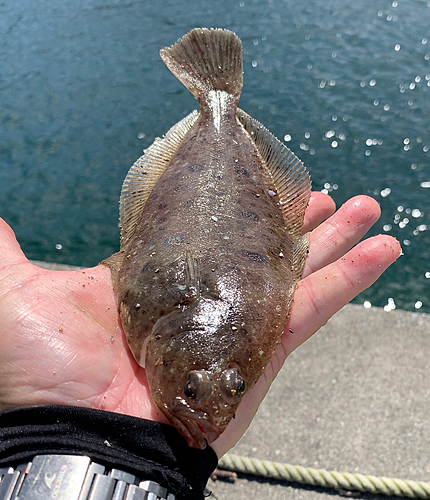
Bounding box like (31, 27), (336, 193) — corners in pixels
(104, 28), (311, 449)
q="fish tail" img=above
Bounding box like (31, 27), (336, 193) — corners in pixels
(160, 28), (243, 100)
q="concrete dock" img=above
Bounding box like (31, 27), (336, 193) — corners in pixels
(209, 304), (430, 500)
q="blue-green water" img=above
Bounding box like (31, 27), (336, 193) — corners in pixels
(1, 0), (429, 313)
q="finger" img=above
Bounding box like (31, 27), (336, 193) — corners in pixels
(208, 234), (401, 458)
(248, 235), (401, 418)
(284, 234), (402, 356)
(0, 218), (28, 269)
(303, 196), (381, 278)
(212, 232), (400, 458)
(302, 191), (336, 234)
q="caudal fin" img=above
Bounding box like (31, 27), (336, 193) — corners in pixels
(160, 28), (243, 99)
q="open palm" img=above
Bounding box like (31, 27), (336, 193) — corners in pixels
(0, 193), (400, 457)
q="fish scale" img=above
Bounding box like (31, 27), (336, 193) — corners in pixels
(103, 27), (311, 449)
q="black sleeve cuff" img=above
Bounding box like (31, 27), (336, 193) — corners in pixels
(0, 406), (218, 500)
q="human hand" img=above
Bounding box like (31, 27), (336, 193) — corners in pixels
(0, 217), (169, 425)
(210, 193), (401, 457)
(0, 192), (401, 457)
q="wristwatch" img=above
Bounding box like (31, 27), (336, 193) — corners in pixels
(0, 454), (176, 500)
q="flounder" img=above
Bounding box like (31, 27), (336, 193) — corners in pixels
(104, 28), (311, 449)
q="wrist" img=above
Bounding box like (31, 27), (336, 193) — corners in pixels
(0, 406), (218, 500)
(1, 454), (176, 499)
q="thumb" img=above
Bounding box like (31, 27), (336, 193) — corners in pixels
(0, 218), (29, 269)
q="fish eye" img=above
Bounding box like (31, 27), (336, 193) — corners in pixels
(184, 370), (212, 404)
(220, 368), (246, 403)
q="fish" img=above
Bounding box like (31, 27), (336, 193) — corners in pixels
(104, 27), (311, 449)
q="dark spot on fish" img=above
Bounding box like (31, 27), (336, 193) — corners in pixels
(187, 163), (204, 173)
(140, 263), (151, 274)
(240, 211), (259, 222)
(234, 165), (250, 177)
(158, 203), (167, 210)
(157, 217), (167, 224)
(185, 199), (195, 207)
(241, 250), (267, 264)
(163, 235), (186, 246)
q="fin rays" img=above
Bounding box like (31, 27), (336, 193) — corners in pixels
(237, 108), (311, 237)
(160, 28), (243, 99)
(119, 110), (199, 248)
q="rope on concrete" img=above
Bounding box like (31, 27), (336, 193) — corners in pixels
(218, 453), (430, 498)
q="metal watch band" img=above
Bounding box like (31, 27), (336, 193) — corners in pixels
(0, 454), (176, 500)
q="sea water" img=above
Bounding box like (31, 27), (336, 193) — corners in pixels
(1, 0), (429, 313)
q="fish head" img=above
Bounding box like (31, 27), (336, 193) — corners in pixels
(143, 301), (250, 449)
(152, 365), (246, 449)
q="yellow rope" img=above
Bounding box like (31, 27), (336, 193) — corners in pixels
(218, 453), (430, 498)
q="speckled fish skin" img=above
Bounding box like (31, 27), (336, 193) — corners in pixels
(105, 28), (311, 449)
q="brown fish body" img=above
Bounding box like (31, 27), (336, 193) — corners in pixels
(106, 28), (311, 449)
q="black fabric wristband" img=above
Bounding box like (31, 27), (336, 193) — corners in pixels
(0, 406), (218, 500)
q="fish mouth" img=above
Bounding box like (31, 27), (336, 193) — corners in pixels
(162, 403), (223, 450)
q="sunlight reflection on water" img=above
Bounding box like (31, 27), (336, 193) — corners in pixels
(1, 0), (429, 312)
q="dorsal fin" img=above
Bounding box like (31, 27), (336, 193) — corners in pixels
(236, 108), (311, 237)
(160, 28), (243, 99)
(119, 110), (199, 248)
